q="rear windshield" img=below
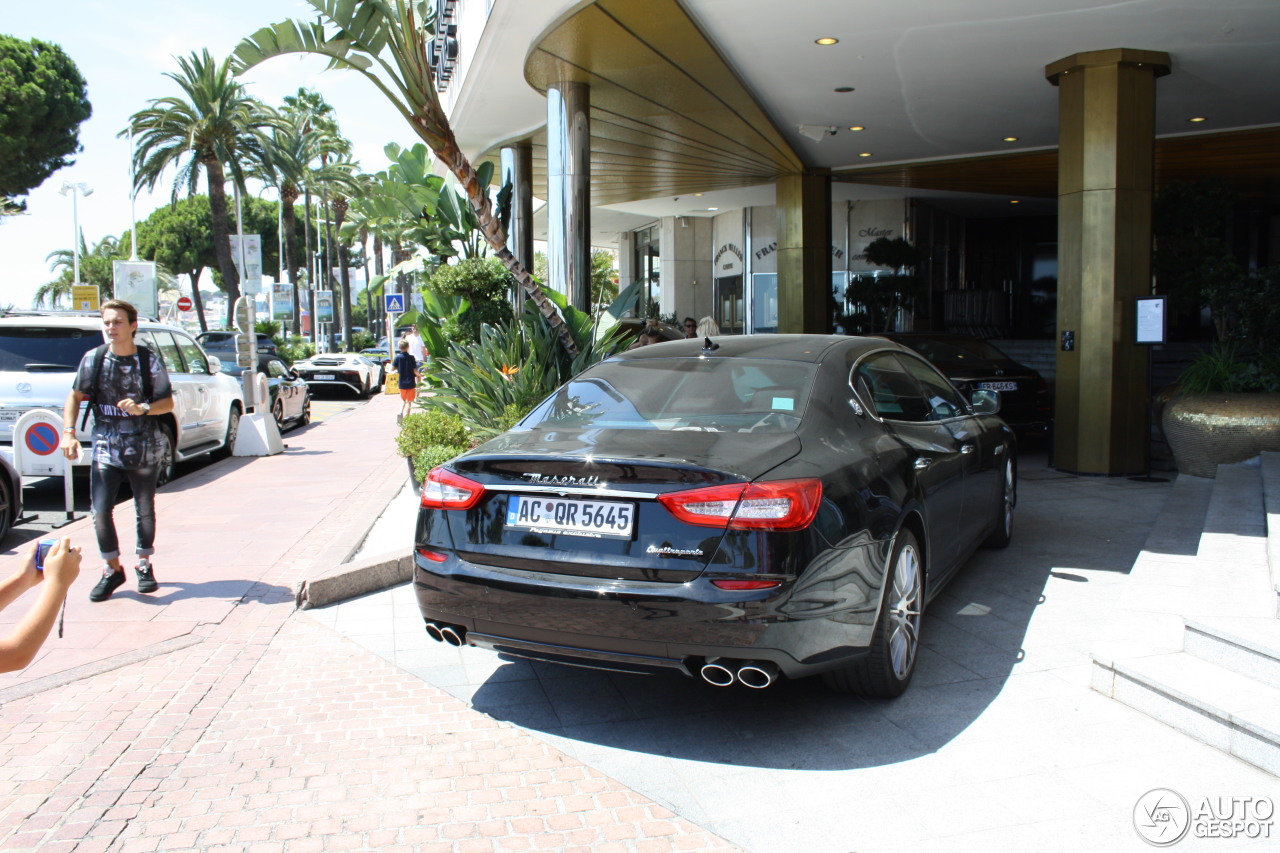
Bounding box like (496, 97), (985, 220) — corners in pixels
(519, 357), (816, 433)
(899, 336), (1009, 363)
(0, 327), (101, 372)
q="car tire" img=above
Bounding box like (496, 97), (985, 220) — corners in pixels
(156, 424), (176, 488)
(299, 396), (311, 427)
(215, 406), (242, 459)
(982, 457), (1016, 549)
(823, 529), (922, 698)
(272, 399), (285, 430)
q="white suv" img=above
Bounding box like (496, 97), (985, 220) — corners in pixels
(0, 312), (245, 485)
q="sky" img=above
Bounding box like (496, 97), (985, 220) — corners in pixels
(2, 0), (417, 310)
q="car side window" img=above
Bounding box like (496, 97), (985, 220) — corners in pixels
(267, 359), (287, 379)
(175, 334), (210, 374)
(142, 331), (185, 373)
(852, 353), (930, 422)
(896, 352), (969, 421)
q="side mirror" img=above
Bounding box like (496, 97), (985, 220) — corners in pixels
(970, 388), (1001, 415)
(207, 355), (223, 374)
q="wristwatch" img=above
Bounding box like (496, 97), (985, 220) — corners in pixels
(138, 402), (151, 414)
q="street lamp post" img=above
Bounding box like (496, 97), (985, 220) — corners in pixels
(58, 181), (94, 288)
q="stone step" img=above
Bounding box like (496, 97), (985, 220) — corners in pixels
(1184, 617), (1280, 689)
(1092, 650), (1280, 776)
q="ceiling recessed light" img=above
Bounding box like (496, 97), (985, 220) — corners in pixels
(707, 207), (719, 211)
(848, 125), (865, 132)
(858, 152), (872, 157)
(694, 193), (703, 197)
(1003, 136), (1019, 142)
(1010, 199), (1021, 204)
(1189, 116), (1207, 123)
(834, 86), (855, 93)
(815, 37), (839, 45)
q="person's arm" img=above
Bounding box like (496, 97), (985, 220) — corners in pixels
(0, 539), (81, 673)
(62, 388), (86, 460)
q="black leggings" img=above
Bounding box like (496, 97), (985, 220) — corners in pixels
(90, 461), (158, 562)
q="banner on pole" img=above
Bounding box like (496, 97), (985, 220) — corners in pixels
(315, 290), (334, 323)
(272, 283), (294, 321)
(113, 261), (158, 318)
(229, 234), (264, 295)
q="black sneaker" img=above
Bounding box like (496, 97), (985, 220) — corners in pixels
(90, 570), (126, 602)
(135, 563), (158, 594)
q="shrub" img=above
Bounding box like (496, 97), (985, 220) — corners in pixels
(395, 410), (472, 481)
(426, 257), (513, 343)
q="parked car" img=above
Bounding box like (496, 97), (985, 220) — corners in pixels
(0, 451), (21, 542)
(195, 331), (278, 367)
(291, 352), (383, 397)
(219, 356), (311, 432)
(413, 334), (1016, 697)
(0, 312), (245, 486)
(879, 333), (1051, 434)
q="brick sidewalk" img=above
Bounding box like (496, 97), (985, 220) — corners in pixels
(0, 394), (740, 852)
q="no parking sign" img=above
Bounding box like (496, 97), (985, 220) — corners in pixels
(14, 410), (69, 476)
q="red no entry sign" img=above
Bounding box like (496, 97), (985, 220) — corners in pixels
(177, 296), (193, 312)
(25, 422), (60, 456)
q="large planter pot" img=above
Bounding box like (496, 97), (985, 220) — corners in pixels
(1161, 393), (1280, 478)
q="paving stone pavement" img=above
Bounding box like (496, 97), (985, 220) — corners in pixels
(0, 393), (740, 853)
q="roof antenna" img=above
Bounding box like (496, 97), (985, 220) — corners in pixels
(701, 336), (719, 353)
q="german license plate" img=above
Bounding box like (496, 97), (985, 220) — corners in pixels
(505, 495), (635, 539)
(979, 381), (1017, 392)
(313, 374), (335, 380)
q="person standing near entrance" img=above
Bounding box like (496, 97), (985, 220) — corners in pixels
(61, 300), (175, 602)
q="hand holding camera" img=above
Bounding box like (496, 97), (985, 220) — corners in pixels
(0, 537), (82, 673)
(24, 537), (81, 592)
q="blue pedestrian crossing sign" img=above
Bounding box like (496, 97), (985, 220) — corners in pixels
(384, 293), (405, 313)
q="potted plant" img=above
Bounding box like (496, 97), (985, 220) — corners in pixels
(1160, 269), (1280, 477)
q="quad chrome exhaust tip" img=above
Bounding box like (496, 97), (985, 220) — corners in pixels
(736, 661), (778, 689)
(424, 621), (466, 647)
(700, 658), (737, 687)
(699, 658), (778, 688)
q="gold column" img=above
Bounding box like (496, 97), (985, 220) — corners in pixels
(776, 172), (832, 334)
(1046, 49), (1170, 475)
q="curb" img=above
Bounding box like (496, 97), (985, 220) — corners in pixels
(297, 549), (412, 609)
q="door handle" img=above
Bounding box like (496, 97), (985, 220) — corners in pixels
(960, 444), (975, 454)
(914, 458), (931, 470)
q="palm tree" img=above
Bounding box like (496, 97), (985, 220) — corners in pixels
(256, 106), (358, 336)
(37, 234), (124, 308)
(126, 50), (271, 327)
(233, 0), (578, 357)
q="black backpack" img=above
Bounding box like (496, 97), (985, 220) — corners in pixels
(79, 344), (153, 432)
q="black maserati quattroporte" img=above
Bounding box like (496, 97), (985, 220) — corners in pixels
(413, 334), (1016, 697)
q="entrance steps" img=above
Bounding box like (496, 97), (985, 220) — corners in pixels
(1091, 453), (1280, 776)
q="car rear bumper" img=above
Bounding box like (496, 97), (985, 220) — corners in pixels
(412, 550), (880, 680)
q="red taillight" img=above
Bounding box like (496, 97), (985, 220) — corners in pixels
(658, 479), (822, 532)
(711, 579), (783, 590)
(420, 467), (485, 510)
(415, 548), (448, 562)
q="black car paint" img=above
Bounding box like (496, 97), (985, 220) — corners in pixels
(413, 335), (1013, 683)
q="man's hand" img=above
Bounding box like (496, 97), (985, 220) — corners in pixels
(116, 398), (147, 416)
(60, 431), (81, 460)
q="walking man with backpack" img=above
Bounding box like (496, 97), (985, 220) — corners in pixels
(61, 300), (175, 602)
